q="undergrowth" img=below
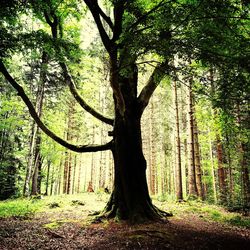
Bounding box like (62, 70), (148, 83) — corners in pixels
(0, 193), (108, 218)
(0, 193), (249, 229)
(155, 198), (250, 228)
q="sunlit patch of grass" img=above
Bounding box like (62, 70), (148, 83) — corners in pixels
(43, 218), (80, 229)
(1, 193), (249, 229)
(226, 215), (250, 228)
(154, 198), (250, 228)
(0, 193), (109, 218)
(43, 221), (62, 229)
(0, 198), (42, 218)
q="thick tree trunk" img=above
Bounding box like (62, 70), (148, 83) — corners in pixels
(103, 111), (165, 222)
(101, 65), (169, 222)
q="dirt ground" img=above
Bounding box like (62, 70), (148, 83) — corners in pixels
(0, 206), (249, 250)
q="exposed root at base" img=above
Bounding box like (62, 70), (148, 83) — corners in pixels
(88, 204), (173, 225)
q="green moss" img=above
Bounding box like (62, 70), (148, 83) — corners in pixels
(0, 199), (41, 218)
(226, 215), (250, 228)
(43, 221), (62, 229)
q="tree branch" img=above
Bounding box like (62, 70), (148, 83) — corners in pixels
(60, 62), (114, 126)
(127, 0), (169, 32)
(112, 1), (125, 42)
(0, 60), (113, 153)
(97, 3), (114, 31)
(84, 0), (113, 53)
(42, 10), (114, 125)
(137, 60), (169, 114)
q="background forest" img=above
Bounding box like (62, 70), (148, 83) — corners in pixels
(0, 0), (249, 213)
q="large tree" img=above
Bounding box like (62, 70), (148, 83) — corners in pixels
(0, 0), (249, 222)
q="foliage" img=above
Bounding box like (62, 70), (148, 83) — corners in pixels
(0, 84), (28, 200)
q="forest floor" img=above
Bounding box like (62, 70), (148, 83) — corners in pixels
(0, 193), (249, 250)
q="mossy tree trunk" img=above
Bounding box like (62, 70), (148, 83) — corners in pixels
(103, 109), (166, 222)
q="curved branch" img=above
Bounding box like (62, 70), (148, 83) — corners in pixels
(43, 9), (114, 126)
(84, 0), (113, 53)
(0, 60), (113, 153)
(60, 62), (114, 126)
(137, 60), (169, 115)
(97, 3), (114, 30)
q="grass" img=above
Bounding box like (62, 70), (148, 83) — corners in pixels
(0, 198), (42, 218)
(154, 199), (250, 229)
(0, 193), (249, 228)
(0, 193), (109, 219)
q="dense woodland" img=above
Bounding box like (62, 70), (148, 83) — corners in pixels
(0, 0), (249, 223)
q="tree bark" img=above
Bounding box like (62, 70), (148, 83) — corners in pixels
(216, 135), (227, 203)
(173, 81), (183, 200)
(193, 116), (204, 200)
(237, 104), (250, 208)
(103, 111), (164, 222)
(45, 160), (51, 196)
(101, 60), (169, 222)
(208, 129), (217, 203)
(31, 56), (46, 195)
(240, 142), (250, 208)
(187, 80), (198, 197)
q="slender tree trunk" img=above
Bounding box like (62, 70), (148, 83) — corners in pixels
(72, 155), (77, 194)
(31, 85), (45, 195)
(193, 117), (204, 200)
(187, 80), (198, 197)
(240, 142), (250, 208)
(173, 81), (183, 200)
(149, 101), (156, 195)
(208, 130), (217, 203)
(57, 152), (64, 195)
(66, 152), (72, 194)
(88, 126), (96, 192)
(63, 99), (76, 194)
(25, 51), (48, 196)
(228, 151), (234, 205)
(209, 68), (227, 204)
(216, 135), (227, 203)
(23, 120), (37, 196)
(237, 104), (250, 207)
(63, 150), (69, 194)
(45, 160), (51, 196)
(77, 155), (82, 193)
(31, 135), (43, 195)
